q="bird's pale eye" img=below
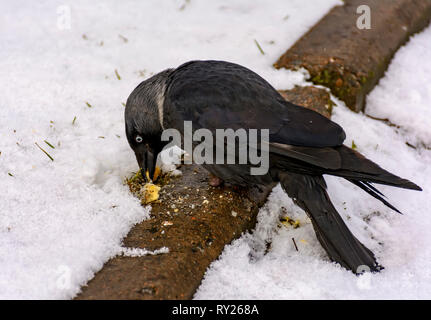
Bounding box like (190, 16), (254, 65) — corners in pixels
(135, 135), (143, 143)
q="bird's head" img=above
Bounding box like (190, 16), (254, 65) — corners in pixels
(124, 69), (173, 181)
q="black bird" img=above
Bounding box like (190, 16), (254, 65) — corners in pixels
(125, 60), (421, 273)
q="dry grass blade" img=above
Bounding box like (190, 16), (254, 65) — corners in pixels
(44, 140), (55, 149)
(35, 142), (54, 161)
(254, 39), (265, 55)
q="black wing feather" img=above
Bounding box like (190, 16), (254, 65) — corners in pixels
(164, 60), (346, 148)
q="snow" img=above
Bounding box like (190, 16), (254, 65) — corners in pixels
(195, 27), (431, 299)
(0, 0), (341, 299)
(366, 27), (431, 149)
(120, 246), (169, 257)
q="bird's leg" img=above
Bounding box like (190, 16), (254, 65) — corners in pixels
(208, 173), (224, 187)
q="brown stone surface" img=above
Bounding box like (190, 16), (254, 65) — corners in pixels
(274, 0), (431, 112)
(76, 164), (274, 300)
(75, 86), (332, 300)
(278, 86), (333, 118)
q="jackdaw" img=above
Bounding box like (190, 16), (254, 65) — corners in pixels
(125, 60), (421, 273)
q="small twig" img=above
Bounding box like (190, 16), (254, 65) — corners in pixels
(35, 142), (54, 161)
(72, 116), (77, 125)
(405, 142), (417, 149)
(115, 69), (121, 80)
(254, 39), (265, 55)
(292, 237), (298, 251)
(85, 102), (92, 108)
(365, 114), (400, 128)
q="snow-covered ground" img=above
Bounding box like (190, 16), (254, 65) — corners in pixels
(195, 26), (431, 299)
(0, 0), (341, 299)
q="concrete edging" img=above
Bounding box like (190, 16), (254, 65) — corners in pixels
(275, 0), (431, 112)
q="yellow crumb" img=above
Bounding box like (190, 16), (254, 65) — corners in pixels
(292, 220), (300, 228)
(141, 183), (161, 204)
(280, 216), (301, 229)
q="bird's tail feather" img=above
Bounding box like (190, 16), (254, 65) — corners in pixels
(347, 179), (402, 214)
(326, 146), (421, 214)
(330, 146), (422, 191)
(278, 171), (382, 273)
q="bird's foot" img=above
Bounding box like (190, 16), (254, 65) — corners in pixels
(208, 174), (224, 187)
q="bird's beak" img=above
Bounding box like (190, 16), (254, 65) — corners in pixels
(136, 146), (159, 182)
